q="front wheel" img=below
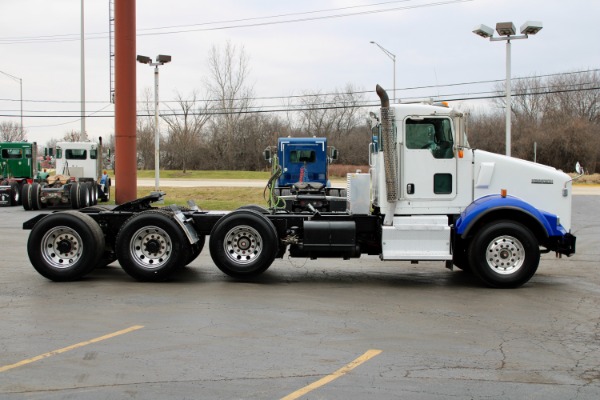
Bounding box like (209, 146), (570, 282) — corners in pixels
(209, 210), (279, 278)
(468, 220), (540, 288)
(27, 211), (105, 281)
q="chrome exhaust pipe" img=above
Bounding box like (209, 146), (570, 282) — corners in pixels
(376, 84), (398, 207)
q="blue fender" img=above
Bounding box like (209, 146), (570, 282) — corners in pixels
(455, 194), (566, 239)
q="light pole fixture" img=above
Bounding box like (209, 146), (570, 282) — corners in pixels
(0, 70), (23, 136)
(473, 21), (543, 157)
(370, 41), (396, 103)
(81, 0), (86, 140)
(136, 54), (172, 194)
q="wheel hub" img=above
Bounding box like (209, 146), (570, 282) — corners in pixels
(486, 235), (525, 275)
(144, 239), (161, 254)
(41, 227), (83, 268)
(56, 238), (74, 254)
(224, 225), (262, 265)
(130, 226), (172, 270)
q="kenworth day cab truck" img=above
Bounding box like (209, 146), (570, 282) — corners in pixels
(23, 85), (576, 288)
(0, 141), (39, 206)
(263, 137), (346, 212)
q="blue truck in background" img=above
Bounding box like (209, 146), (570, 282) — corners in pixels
(264, 137), (347, 212)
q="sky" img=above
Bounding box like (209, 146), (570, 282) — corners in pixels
(1, 0), (599, 145)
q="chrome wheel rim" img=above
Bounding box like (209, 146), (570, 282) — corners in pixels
(130, 225), (172, 270)
(486, 235), (525, 275)
(41, 226), (84, 269)
(223, 225), (262, 265)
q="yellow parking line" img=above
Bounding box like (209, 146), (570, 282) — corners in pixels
(0, 325), (144, 373)
(281, 349), (382, 400)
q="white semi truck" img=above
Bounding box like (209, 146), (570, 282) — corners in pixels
(21, 140), (111, 210)
(23, 85), (576, 288)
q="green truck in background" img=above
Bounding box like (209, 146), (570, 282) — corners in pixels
(0, 142), (44, 206)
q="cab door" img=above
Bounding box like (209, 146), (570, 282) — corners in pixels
(401, 116), (457, 201)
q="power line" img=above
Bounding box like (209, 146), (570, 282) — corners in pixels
(0, 0), (472, 44)
(3, 86), (598, 119)
(2, 69), (598, 105)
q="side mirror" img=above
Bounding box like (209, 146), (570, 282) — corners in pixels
(263, 148), (272, 162)
(330, 148), (338, 161)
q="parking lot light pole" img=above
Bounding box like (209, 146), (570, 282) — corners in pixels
(370, 41), (396, 103)
(472, 21), (543, 157)
(0, 70), (23, 135)
(136, 54), (171, 193)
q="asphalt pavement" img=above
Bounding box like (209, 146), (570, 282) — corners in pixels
(0, 195), (599, 399)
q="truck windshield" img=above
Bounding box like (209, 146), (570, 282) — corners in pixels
(290, 150), (316, 163)
(66, 149), (87, 160)
(1, 149), (22, 159)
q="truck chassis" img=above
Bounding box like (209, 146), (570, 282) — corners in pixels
(23, 191), (574, 288)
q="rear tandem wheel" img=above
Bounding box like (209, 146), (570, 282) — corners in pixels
(209, 209), (279, 279)
(27, 211), (105, 281)
(115, 210), (191, 281)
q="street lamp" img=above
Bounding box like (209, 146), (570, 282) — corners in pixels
(0, 70), (23, 136)
(473, 21), (543, 157)
(370, 41), (396, 103)
(136, 54), (172, 194)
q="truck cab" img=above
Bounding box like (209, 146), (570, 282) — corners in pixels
(369, 85), (575, 282)
(55, 141), (101, 179)
(0, 142), (36, 179)
(274, 137), (333, 188)
(0, 142), (37, 206)
(264, 137), (345, 212)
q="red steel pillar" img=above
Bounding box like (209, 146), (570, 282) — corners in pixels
(114, 0), (137, 204)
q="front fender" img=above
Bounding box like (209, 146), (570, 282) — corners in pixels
(455, 194), (566, 239)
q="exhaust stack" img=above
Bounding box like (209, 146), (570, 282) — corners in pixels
(376, 85), (398, 212)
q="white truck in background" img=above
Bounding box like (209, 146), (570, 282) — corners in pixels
(22, 140), (111, 210)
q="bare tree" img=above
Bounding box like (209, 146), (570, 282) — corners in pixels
(546, 70), (600, 124)
(0, 121), (26, 141)
(205, 41), (255, 169)
(296, 84), (365, 137)
(62, 130), (84, 142)
(162, 92), (211, 173)
(474, 71), (600, 172)
(136, 88), (156, 170)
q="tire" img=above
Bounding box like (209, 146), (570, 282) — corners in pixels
(27, 211), (105, 281)
(79, 183), (90, 208)
(237, 204), (270, 214)
(31, 182), (43, 210)
(209, 210), (279, 278)
(468, 220), (540, 288)
(115, 210), (189, 281)
(70, 182), (80, 209)
(9, 182), (20, 206)
(22, 183), (32, 210)
(88, 183), (97, 205)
